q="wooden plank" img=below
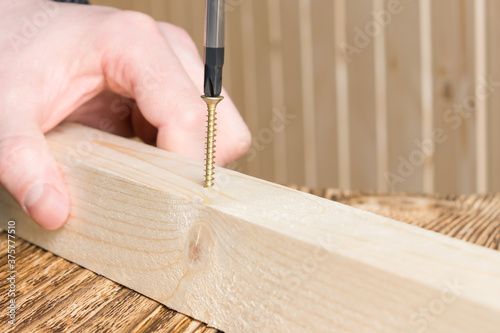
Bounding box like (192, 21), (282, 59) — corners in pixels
(224, 2), (248, 176)
(3, 189), (500, 331)
(486, 0), (500, 192)
(334, 0), (351, 189)
(298, 0), (317, 187)
(239, 0), (261, 179)
(373, 0), (389, 192)
(420, 0), (433, 193)
(1, 123), (500, 332)
(132, 0), (150, 15)
(166, 0), (186, 28)
(0, 233), (218, 333)
(345, 0), (377, 191)
(385, 0), (423, 192)
(431, 0), (476, 194)
(252, 0), (276, 183)
(3, 193), (500, 333)
(150, 0), (169, 23)
(475, 0), (487, 193)
(310, 0), (338, 188)
(90, 0), (128, 9)
(267, 0), (289, 185)
(186, 0), (205, 55)
(281, 0), (306, 186)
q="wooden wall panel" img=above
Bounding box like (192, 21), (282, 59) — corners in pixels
(373, 0), (388, 192)
(385, 0), (423, 192)
(150, 0), (168, 22)
(87, 0), (500, 193)
(239, 0), (262, 178)
(475, 0), (487, 193)
(299, 0), (318, 187)
(166, 0), (185, 27)
(133, 0), (150, 18)
(224, 2), (248, 174)
(487, 0), (500, 192)
(310, 0), (337, 188)
(280, 0), (306, 186)
(253, 0), (276, 182)
(419, 0), (433, 193)
(431, 0), (476, 194)
(345, 0), (377, 190)
(267, 0), (288, 184)
(333, 0), (350, 189)
(185, 0), (205, 50)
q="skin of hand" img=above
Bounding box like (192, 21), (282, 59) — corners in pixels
(0, 0), (251, 230)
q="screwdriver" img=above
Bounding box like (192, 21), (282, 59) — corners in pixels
(202, 0), (225, 188)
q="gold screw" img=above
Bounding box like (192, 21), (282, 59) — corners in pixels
(201, 95), (224, 188)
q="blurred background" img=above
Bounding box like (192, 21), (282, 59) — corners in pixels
(92, 0), (499, 195)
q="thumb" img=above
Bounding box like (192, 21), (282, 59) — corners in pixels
(0, 122), (70, 230)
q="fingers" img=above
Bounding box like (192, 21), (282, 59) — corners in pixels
(96, 12), (249, 165)
(100, 12), (206, 158)
(0, 121), (69, 230)
(156, 22), (251, 165)
(67, 90), (158, 145)
(131, 106), (158, 145)
(66, 90), (135, 138)
(98, 12), (205, 136)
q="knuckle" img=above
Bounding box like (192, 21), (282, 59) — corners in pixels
(220, 126), (252, 165)
(233, 128), (252, 158)
(171, 25), (192, 42)
(108, 10), (161, 36)
(0, 135), (39, 179)
(179, 108), (206, 132)
(165, 88), (207, 131)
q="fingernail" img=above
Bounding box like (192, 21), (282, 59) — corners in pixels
(24, 183), (70, 230)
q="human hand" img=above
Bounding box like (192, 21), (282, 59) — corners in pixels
(0, 0), (250, 230)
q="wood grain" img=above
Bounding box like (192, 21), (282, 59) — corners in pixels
(334, 0), (350, 190)
(280, 0), (306, 186)
(298, 0), (317, 187)
(385, 0), (423, 192)
(431, 0), (476, 194)
(252, 0), (276, 183)
(345, 0), (378, 191)
(0, 235), (218, 333)
(420, 0), (433, 193)
(373, 0), (389, 192)
(486, 0), (500, 191)
(475, 0), (487, 193)
(240, 0), (261, 178)
(267, 0), (288, 184)
(310, 0), (338, 188)
(1, 187), (500, 332)
(1, 124), (500, 332)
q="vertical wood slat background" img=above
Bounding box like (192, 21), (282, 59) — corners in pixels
(93, 0), (499, 194)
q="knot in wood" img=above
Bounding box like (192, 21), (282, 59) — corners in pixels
(187, 224), (212, 268)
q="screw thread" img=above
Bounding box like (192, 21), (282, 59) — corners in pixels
(204, 107), (217, 187)
(202, 96), (223, 188)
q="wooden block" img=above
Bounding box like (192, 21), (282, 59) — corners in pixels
(1, 123), (499, 332)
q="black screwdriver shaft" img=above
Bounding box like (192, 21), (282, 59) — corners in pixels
(204, 0), (225, 97)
